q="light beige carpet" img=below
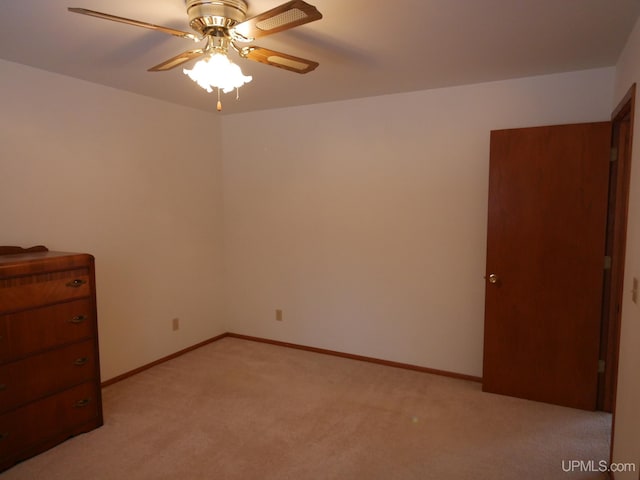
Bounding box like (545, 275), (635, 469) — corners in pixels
(2, 337), (611, 479)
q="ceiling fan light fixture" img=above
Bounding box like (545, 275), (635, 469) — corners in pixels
(183, 52), (252, 94)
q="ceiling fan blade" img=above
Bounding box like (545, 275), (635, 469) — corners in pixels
(148, 49), (205, 72)
(242, 47), (318, 74)
(68, 8), (200, 42)
(232, 1), (322, 39)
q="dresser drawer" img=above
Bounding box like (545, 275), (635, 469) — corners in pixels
(0, 340), (97, 413)
(0, 268), (91, 313)
(0, 299), (95, 361)
(0, 381), (101, 464)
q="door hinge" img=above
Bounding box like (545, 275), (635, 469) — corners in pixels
(604, 256), (612, 270)
(610, 147), (618, 162)
(598, 359), (606, 373)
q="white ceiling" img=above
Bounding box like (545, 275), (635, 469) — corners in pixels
(1, 0), (639, 115)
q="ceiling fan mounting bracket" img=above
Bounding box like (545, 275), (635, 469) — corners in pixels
(185, 0), (248, 35)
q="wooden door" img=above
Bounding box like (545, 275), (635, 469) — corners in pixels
(483, 122), (611, 410)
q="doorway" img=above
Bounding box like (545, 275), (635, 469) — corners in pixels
(482, 84), (635, 413)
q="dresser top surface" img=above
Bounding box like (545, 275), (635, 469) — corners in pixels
(0, 251), (94, 277)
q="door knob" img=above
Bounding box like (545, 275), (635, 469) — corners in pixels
(488, 273), (499, 284)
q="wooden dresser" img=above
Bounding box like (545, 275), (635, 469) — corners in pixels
(0, 246), (103, 471)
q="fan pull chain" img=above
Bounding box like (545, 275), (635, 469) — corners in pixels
(214, 87), (243, 112)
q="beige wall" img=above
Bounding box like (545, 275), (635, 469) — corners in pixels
(611, 16), (640, 479)
(221, 68), (614, 377)
(0, 60), (226, 381)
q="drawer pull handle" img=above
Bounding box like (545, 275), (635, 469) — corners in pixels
(66, 279), (87, 288)
(74, 357), (89, 366)
(69, 315), (87, 324)
(74, 398), (91, 408)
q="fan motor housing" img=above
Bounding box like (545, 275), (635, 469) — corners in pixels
(185, 0), (248, 34)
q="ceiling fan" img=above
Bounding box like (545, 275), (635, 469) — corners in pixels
(68, 0), (323, 110)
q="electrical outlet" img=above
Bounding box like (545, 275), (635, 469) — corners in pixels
(275, 309), (283, 321)
(632, 278), (639, 305)
(172, 318), (180, 331)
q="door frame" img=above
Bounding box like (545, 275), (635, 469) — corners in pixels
(599, 83), (635, 411)
(599, 83), (635, 459)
